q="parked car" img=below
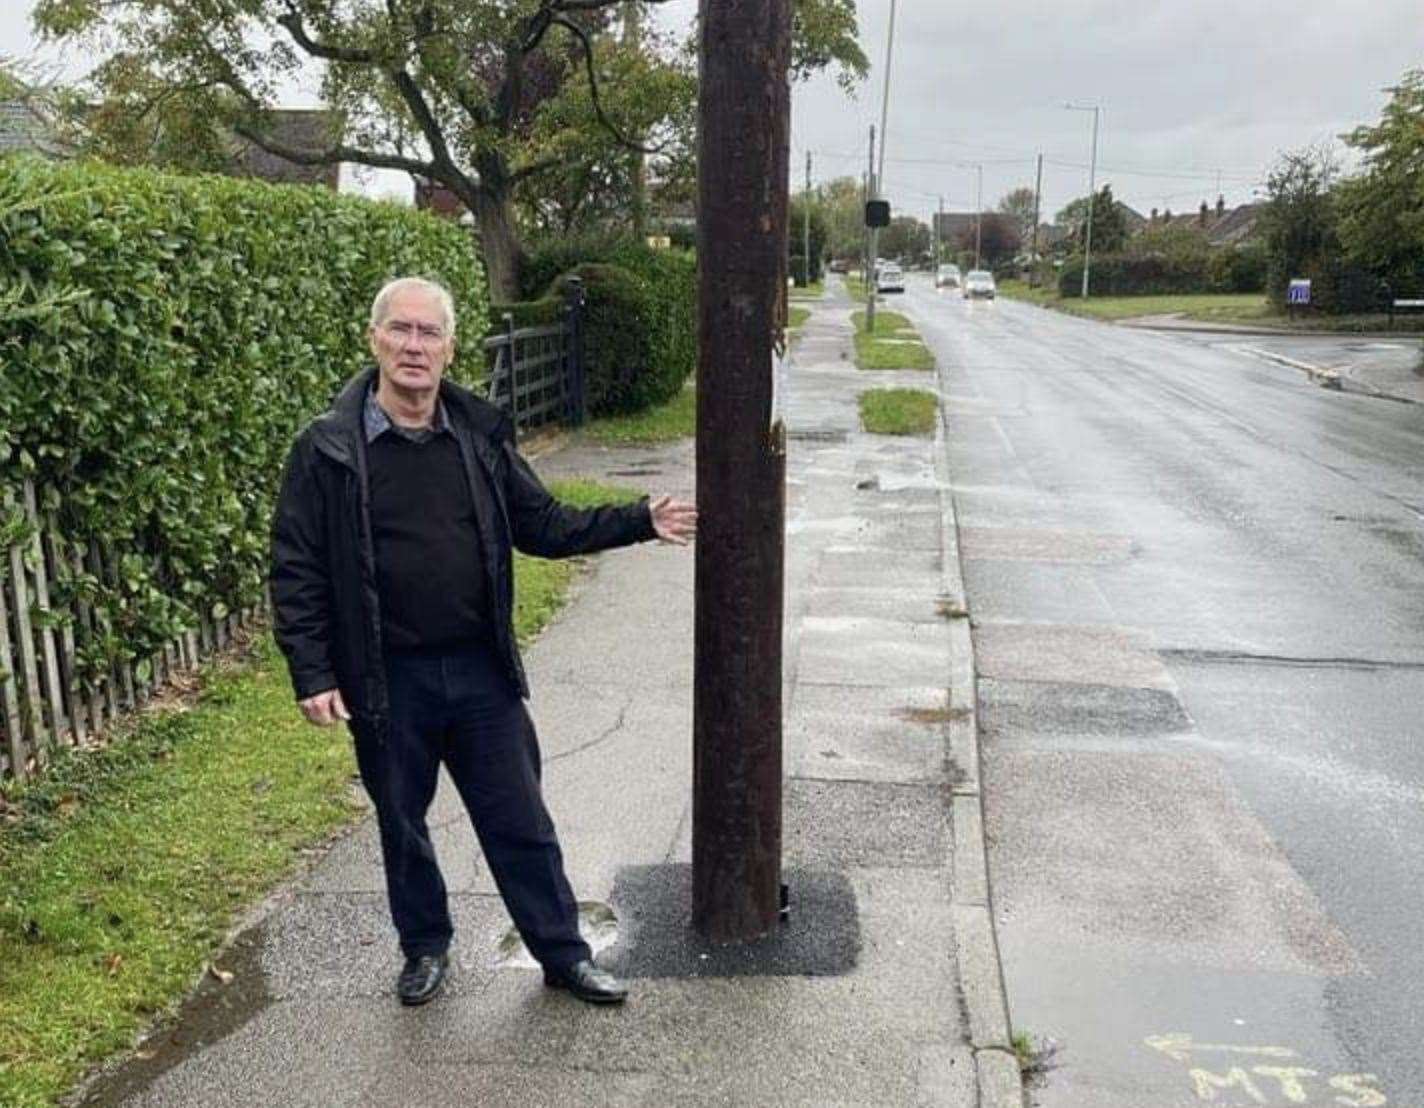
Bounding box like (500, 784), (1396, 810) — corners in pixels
(828, 258), (850, 274)
(876, 263), (905, 294)
(935, 263), (962, 290)
(963, 270), (996, 299)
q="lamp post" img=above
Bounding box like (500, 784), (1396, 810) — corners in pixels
(1065, 102), (1100, 299)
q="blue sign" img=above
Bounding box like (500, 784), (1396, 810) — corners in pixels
(1287, 278), (1312, 305)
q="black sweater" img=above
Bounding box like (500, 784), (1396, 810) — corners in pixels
(367, 432), (492, 650)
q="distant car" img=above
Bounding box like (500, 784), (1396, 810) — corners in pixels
(963, 270), (996, 299)
(876, 263), (905, 294)
(935, 263), (962, 290)
(828, 258), (850, 274)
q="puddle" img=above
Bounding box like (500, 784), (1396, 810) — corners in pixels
(496, 900), (620, 970)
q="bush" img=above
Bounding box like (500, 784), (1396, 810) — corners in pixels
(1208, 243), (1268, 293)
(1059, 243), (1265, 297)
(523, 234), (696, 415)
(488, 295), (564, 331)
(0, 155), (487, 671)
(548, 264), (673, 415)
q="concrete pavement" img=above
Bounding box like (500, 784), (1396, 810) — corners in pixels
(73, 289), (1014, 1107)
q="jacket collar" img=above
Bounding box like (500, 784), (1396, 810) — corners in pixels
(310, 367), (508, 469)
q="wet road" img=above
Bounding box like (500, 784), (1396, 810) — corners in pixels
(895, 279), (1424, 1107)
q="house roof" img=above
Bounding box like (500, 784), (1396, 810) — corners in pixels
(1142, 202), (1263, 246)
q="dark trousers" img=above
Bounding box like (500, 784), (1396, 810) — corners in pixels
(352, 642), (590, 969)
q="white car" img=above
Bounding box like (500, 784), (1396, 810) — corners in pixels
(935, 263), (962, 290)
(876, 263), (905, 294)
(962, 270), (996, 299)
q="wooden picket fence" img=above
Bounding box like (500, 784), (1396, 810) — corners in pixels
(0, 478), (264, 784)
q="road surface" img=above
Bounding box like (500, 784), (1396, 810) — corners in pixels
(896, 278), (1424, 1108)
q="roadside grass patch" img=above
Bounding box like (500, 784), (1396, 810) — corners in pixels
(859, 388), (938, 435)
(789, 306), (811, 330)
(844, 275), (870, 300)
(789, 281), (825, 300)
(0, 478), (635, 1107)
(583, 383), (695, 445)
(1012, 1030), (1061, 1085)
(998, 283), (1281, 326)
(851, 310), (935, 371)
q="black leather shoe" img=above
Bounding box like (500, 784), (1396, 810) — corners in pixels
(397, 953), (449, 1006)
(543, 959), (628, 1004)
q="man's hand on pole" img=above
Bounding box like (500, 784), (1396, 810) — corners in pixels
(300, 688), (351, 726)
(650, 495), (698, 546)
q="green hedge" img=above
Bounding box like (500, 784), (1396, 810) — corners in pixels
(1059, 244), (1266, 298)
(523, 235), (695, 417)
(0, 155), (487, 675)
(488, 296), (564, 331)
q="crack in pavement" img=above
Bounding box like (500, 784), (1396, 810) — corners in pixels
(545, 692), (634, 763)
(1160, 647), (1424, 671)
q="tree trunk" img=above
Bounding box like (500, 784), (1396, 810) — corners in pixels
(471, 188), (525, 302)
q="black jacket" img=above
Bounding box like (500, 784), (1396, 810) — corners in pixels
(269, 368), (655, 736)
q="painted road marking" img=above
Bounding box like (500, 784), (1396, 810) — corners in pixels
(1146, 1034), (1388, 1104)
(1147, 1033), (1300, 1063)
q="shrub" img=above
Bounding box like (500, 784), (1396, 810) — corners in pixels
(1059, 243), (1264, 297)
(523, 234), (696, 414)
(487, 295), (565, 331)
(550, 264), (668, 415)
(1208, 243), (1267, 293)
(0, 155), (487, 672)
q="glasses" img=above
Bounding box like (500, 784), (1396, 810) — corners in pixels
(382, 321), (448, 344)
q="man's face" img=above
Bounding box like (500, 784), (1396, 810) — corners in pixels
(368, 288), (455, 394)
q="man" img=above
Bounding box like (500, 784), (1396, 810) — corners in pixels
(270, 276), (696, 1007)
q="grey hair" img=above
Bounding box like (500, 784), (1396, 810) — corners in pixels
(369, 276), (457, 334)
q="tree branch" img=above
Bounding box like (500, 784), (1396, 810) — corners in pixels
(550, 0), (678, 11)
(231, 120), (436, 178)
(508, 153), (566, 184)
(550, 15), (663, 155)
(275, 9), (378, 65)
(387, 66), (458, 171)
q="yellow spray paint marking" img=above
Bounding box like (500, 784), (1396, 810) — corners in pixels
(1328, 1075), (1388, 1108)
(1148, 1033), (1300, 1063)
(1191, 1066), (1268, 1103)
(1146, 1034), (1389, 1105)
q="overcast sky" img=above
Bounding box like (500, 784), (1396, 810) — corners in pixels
(7, 1), (1421, 223)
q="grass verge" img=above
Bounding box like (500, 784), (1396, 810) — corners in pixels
(0, 478), (639, 1108)
(993, 282), (1420, 331)
(583, 384), (695, 446)
(844, 275), (870, 300)
(851, 309), (935, 371)
(998, 282), (1270, 322)
(789, 306), (811, 331)
(788, 281), (824, 300)
(859, 388), (938, 435)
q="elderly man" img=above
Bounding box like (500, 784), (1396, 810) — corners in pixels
(270, 276), (695, 1007)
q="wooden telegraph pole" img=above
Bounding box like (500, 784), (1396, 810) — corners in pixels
(692, 0), (790, 942)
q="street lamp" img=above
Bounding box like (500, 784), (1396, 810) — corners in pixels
(1064, 102), (1101, 299)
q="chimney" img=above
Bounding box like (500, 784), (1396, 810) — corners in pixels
(1150, 207), (1159, 222)
(1163, 207), (1172, 221)
(1198, 200), (1209, 226)
(1216, 194), (1226, 219)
